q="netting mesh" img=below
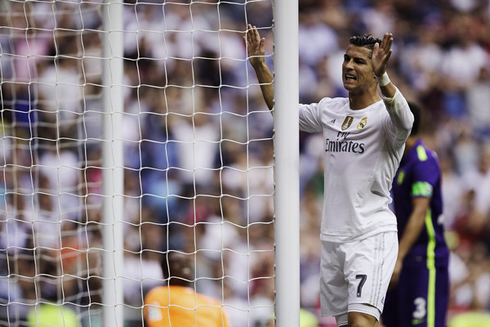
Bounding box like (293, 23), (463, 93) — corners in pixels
(0, 0), (275, 326)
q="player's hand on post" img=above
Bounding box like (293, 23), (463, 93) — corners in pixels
(244, 24), (266, 69)
(371, 33), (393, 77)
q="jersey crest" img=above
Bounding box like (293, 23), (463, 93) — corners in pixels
(357, 117), (367, 130)
(342, 116), (354, 130)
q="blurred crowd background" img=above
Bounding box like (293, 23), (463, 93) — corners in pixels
(0, 0), (489, 326)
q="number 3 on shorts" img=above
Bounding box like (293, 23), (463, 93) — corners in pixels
(355, 274), (367, 297)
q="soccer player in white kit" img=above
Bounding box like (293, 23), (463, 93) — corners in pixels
(244, 25), (414, 327)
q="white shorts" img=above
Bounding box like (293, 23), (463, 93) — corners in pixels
(320, 231), (398, 325)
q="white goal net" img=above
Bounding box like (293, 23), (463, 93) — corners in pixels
(0, 0), (276, 326)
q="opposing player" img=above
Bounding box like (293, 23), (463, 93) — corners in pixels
(244, 25), (414, 327)
(144, 251), (232, 327)
(382, 102), (449, 327)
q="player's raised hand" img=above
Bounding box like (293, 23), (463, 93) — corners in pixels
(244, 24), (265, 69)
(372, 33), (393, 77)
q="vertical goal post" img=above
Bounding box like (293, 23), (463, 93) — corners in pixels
(272, 0), (301, 326)
(102, 0), (124, 326)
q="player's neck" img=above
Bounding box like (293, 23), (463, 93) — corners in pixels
(348, 90), (381, 110)
(406, 136), (418, 149)
(404, 136), (418, 156)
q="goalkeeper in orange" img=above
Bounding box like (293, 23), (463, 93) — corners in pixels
(144, 251), (232, 327)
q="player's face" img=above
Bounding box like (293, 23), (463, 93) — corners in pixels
(342, 44), (376, 93)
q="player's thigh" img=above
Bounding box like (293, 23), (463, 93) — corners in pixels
(320, 241), (349, 317)
(397, 262), (449, 327)
(343, 232), (397, 316)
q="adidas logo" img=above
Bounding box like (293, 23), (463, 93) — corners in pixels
(327, 119), (336, 125)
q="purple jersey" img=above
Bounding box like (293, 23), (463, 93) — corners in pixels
(383, 139), (449, 327)
(392, 139), (449, 265)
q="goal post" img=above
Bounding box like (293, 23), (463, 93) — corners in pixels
(272, 0), (300, 326)
(101, 0), (124, 326)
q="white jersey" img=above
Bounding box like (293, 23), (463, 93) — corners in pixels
(299, 89), (413, 242)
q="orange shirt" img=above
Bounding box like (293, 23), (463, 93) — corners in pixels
(144, 286), (232, 327)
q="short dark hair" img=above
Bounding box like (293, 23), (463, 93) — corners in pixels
(407, 102), (421, 136)
(349, 34), (382, 57)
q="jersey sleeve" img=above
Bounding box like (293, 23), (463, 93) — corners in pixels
(380, 87), (414, 148)
(299, 102), (323, 133)
(411, 146), (439, 198)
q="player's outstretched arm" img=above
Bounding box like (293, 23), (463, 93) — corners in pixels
(372, 33), (396, 98)
(373, 33), (414, 134)
(244, 24), (274, 111)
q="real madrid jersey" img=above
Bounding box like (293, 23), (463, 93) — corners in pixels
(299, 89), (413, 242)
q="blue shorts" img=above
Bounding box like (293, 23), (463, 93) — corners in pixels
(382, 258), (449, 327)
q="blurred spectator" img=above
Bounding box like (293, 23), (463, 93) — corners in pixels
(460, 146), (490, 228)
(298, 9), (339, 69)
(466, 67), (490, 137)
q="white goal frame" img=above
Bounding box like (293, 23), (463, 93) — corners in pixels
(272, 0), (300, 326)
(102, 1), (124, 326)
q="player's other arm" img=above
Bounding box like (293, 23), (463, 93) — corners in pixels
(244, 24), (274, 111)
(390, 196), (430, 287)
